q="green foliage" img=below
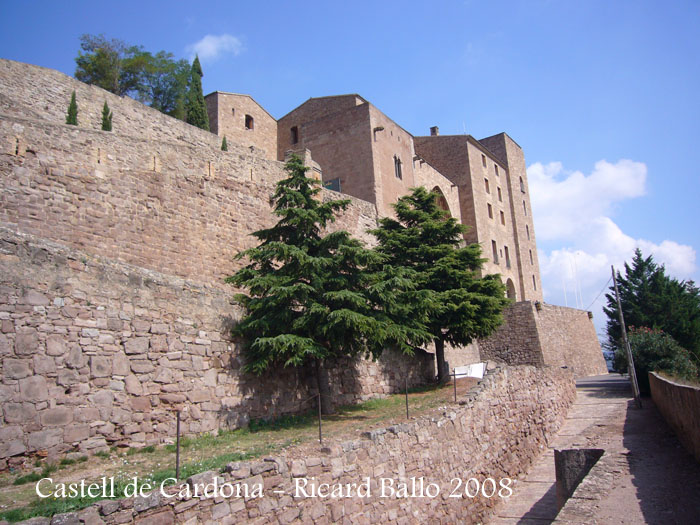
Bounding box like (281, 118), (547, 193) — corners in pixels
(185, 56), (210, 130)
(74, 34), (188, 119)
(65, 91), (78, 125)
(371, 187), (509, 382)
(604, 249), (700, 362)
(94, 450), (110, 459)
(227, 156), (430, 412)
(101, 101), (112, 131)
(221, 136), (228, 151)
(614, 327), (698, 395)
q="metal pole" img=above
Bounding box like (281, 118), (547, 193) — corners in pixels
(405, 375), (409, 419)
(317, 393), (323, 445)
(611, 265), (642, 408)
(453, 369), (457, 403)
(175, 410), (181, 480)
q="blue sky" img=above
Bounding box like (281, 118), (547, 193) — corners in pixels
(2, 0), (699, 338)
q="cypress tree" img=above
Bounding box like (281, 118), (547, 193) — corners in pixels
(221, 136), (228, 151)
(66, 91), (78, 125)
(371, 187), (509, 383)
(101, 101), (113, 131)
(185, 56), (210, 131)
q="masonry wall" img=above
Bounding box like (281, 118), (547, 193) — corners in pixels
(650, 372), (700, 462)
(0, 228), (434, 469)
(479, 301), (607, 377)
(26, 365), (576, 525)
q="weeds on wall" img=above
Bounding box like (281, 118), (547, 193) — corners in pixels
(65, 91), (78, 125)
(101, 101), (112, 131)
(221, 136), (228, 151)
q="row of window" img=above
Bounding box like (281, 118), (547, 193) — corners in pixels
(490, 242), (535, 267)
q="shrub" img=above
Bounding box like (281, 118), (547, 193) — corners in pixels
(66, 91), (78, 125)
(221, 136), (228, 151)
(614, 327), (698, 394)
(101, 101), (112, 131)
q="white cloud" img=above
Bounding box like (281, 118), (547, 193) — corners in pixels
(528, 159), (697, 339)
(186, 34), (243, 62)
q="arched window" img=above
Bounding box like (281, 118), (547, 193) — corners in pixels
(432, 186), (451, 217)
(393, 155), (402, 179)
(506, 278), (517, 300)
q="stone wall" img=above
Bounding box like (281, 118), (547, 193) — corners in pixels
(649, 372), (700, 462)
(479, 301), (607, 377)
(0, 228), (434, 469)
(21, 365), (576, 525)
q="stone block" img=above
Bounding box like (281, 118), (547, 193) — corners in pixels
(24, 290), (49, 306)
(4, 357), (32, 379)
(112, 352), (130, 376)
(130, 360), (155, 374)
(15, 328), (39, 355)
(28, 428), (63, 451)
(90, 356), (112, 378)
(64, 424), (91, 443)
(65, 346), (85, 369)
(125, 337), (150, 354)
(4, 402), (37, 424)
(57, 368), (81, 386)
(46, 335), (67, 356)
(134, 509), (174, 525)
(33, 354), (56, 374)
(41, 407), (74, 426)
(19, 375), (48, 401)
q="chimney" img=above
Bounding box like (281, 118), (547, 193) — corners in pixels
(430, 126), (439, 136)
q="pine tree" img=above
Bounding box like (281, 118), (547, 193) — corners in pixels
(184, 56), (210, 131)
(101, 101), (113, 131)
(604, 248), (700, 360)
(371, 187), (509, 383)
(221, 136), (228, 151)
(227, 156), (430, 414)
(66, 91), (78, 125)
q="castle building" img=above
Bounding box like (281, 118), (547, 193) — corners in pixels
(206, 92), (543, 302)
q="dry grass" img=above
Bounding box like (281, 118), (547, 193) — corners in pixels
(0, 377), (478, 522)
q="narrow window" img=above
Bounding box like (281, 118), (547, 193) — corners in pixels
(497, 187), (502, 202)
(487, 203), (493, 219)
(290, 126), (299, 144)
(532, 275), (537, 290)
(245, 114), (254, 130)
(500, 210), (505, 225)
(504, 246), (511, 268)
(526, 224), (530, 240)
(523, 200), (527, 215)
(231, 108), (235, 115)
(520, 176), (525, 193)
(484, 178), (490, 194)
(529, 249), (533, 264)
(394, 155), (402, 179)
(481, 154), (486, 167)
(492, 240), (499, 264)
(494, 165), (499, 176)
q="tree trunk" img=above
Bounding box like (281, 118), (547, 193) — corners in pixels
(435, 338), (447, 384)
(315, 359), (334, 415)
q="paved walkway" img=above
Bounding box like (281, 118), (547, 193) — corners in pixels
(489, 374), (700, 524)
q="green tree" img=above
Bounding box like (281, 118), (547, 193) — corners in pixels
(371, 187), (509, 383)
(66, 91), (78, 125)
(221, 136), (228, 151)
(101, 101), (112, 131)
(227, 156), (429, 414)
(184, 56), (210, 130)
(604, 249), (700, 361)
(614, 327), (698, 394)
(74, 34), (188, 119)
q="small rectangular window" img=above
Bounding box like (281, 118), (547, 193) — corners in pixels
(497, 187), (502, 202)
(532, 275), (537, 290)
(290, 126), (299, 144)
(484, 178), (490, 194)
(394, 155), (403, 179)
(529, 249), (534, 264)
(505, 246), (511, 268)
(492, 240), (499, 264)
(494, 165), (499, 176)
(482, 154), (486, 168)
(500, 210), (505, 225)
(526, 224), (530, 240)
(245, 114), (254, 130)
(487, 203), (493, 219)
(523, 200), (527, 215)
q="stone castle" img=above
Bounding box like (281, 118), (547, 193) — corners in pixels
(0, 58), (606, 470)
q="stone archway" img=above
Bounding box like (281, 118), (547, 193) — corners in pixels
(506, 278), (517, 300)
(432, 186), (451, 217)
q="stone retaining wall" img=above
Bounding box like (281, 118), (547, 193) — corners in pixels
(0, 229), (434, 469)
(649, 372), (700, 462)
(16, 365), (576, 525)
